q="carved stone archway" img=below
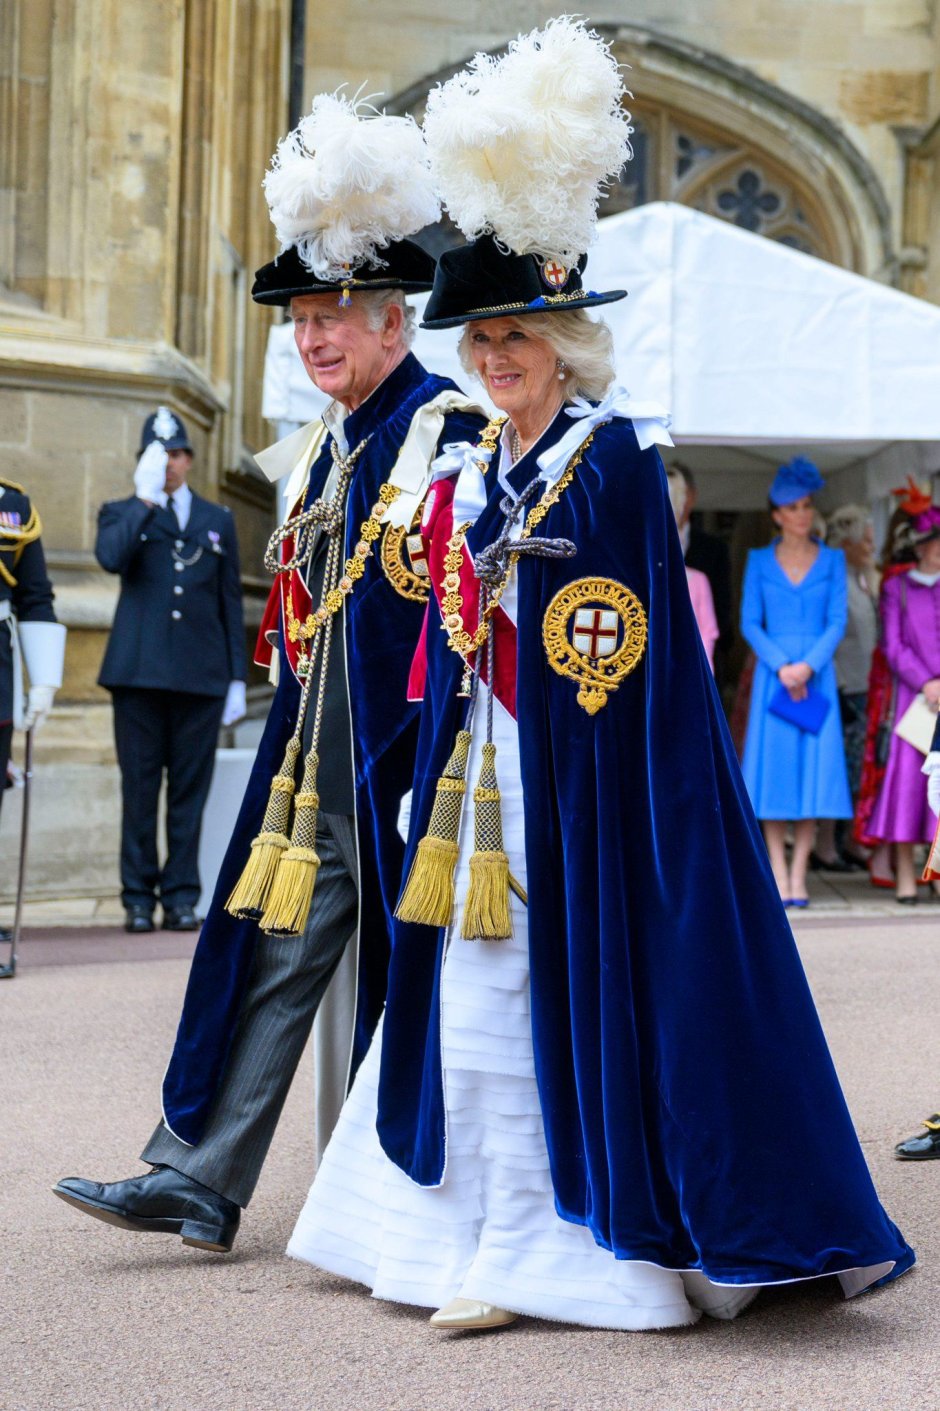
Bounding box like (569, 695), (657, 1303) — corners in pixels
(391, 24), (895, 279)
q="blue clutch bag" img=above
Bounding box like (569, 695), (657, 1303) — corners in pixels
(768, 684), (831, 735)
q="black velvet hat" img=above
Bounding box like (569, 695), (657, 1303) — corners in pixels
(420, 234), (626, 329)
(251, 240), (436, 308)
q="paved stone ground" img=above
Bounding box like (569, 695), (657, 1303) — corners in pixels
(2, 916), (939, 1411)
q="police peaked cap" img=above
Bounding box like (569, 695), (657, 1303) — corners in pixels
(251, 240), (437, 307)
(139, 407), (193, 456)
(420, 233), (627, 330)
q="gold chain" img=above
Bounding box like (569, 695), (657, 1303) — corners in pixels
(440, 429), (595, 657)
(285, 481), (402, 652)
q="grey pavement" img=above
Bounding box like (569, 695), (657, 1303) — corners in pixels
(2, 914), (940, 1411)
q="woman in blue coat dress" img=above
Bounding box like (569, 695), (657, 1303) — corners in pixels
(741, 458), (852, 904)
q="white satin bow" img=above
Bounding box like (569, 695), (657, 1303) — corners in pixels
(536, 387), (673, 491)
(429, 386), (673, 533)
(430, 440), (496, 529)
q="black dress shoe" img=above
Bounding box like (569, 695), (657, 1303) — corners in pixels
(124, 907), (155, 934)
(53, 1165), (240, 1251)
(895, 1115), (940, 1160)
(162, 906), (201, 931)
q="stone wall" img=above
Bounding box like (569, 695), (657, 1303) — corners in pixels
(1, 0), (293, 694)
(0, 0), (293, 906)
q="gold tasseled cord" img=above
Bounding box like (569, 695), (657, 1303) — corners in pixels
(395, 729), (471, 928)
(226, 735), (301, 918)
(260, 749), (322, 936)
(461, 741), (512, 941)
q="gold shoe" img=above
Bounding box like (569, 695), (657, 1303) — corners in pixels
(429, 1297), (518, 1331)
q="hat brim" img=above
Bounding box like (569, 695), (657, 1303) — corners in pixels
(253, 275), (435, 308)
(421, 288), (627, 330)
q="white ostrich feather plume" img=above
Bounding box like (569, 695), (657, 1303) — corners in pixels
(263, 91), (441, 280)
(423, 16), (632, 266)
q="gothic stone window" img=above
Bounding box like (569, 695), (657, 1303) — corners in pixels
(604, 104), (837, 263)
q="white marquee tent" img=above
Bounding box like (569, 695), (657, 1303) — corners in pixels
(262, 201), (940, 514)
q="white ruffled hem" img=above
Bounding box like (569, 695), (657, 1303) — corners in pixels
(289, 698), (764, 1329)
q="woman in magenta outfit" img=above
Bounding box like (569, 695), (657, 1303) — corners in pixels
(868, 506), (940, 902)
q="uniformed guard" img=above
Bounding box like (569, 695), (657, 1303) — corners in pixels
(95, 410), (248, 933)
(54, 90), (485, 1252)
(0, 478), (66, 943)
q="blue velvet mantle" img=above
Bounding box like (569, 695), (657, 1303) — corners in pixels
(377, 410), (914, 1288)
(161, 355), (484, 1145)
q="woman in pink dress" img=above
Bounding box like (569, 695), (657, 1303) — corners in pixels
(666, 468), (719, 671)
(868, 506), (940, 902)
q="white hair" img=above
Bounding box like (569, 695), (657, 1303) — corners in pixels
(827, 503), (872, 547)
(457, 309), (615, 402)
(665, 467), (688, 525)
(357, 288), (417, 350)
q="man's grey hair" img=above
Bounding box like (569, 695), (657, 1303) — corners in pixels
(357, 288), (417, 350)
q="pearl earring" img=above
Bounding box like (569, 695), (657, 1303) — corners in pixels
(556, 360), (567, 381)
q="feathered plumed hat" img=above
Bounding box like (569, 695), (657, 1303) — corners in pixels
(420, 17), (633, 329)
(252, 91), (440, 307)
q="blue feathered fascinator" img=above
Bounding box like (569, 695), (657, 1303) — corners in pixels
(769, 456), (824, 507)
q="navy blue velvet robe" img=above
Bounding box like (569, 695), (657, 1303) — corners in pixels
(378, 410), (914, 1288)
(161, 354), (484, 1145)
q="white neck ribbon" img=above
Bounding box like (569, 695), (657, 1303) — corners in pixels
(536, 386), (673, 491)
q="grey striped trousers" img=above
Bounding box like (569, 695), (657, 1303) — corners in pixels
(141, 812), (358, 1208)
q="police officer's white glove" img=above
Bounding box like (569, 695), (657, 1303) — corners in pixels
(923, 751), (940, 817)
(397, 789), (413, 843)
(22, 684), (56, 732)
(221, 680), (247, 727)
(134, 442), (169, 504)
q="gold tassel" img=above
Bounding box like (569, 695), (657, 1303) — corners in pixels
(395, 730), (471, 927)
(260, 749), (322, 936)
(226, 736), (301, 918)
(462, 741), (512, 940)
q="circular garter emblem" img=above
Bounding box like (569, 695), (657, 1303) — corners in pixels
(542, 577), (648, 714)
(380, 513), (432, 602)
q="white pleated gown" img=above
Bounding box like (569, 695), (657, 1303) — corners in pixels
(288, 609), (757, 1329)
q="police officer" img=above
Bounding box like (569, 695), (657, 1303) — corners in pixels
(1, 478), (66, 941)
(95, 409), (248, 933)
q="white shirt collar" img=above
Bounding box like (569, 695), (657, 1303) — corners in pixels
(320, 359), (405, 458)
(909, 569), (940, 587)
(322, 400), (350, 457)
(168, 482), (193, 530)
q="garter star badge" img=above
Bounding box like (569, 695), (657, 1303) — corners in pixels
(542, 577), (647, 714)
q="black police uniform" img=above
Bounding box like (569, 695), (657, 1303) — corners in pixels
(0, 479), (56, 821)
(95, 423), (247, 919)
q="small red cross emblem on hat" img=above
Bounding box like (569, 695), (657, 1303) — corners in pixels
(542, 261), (568, 289)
